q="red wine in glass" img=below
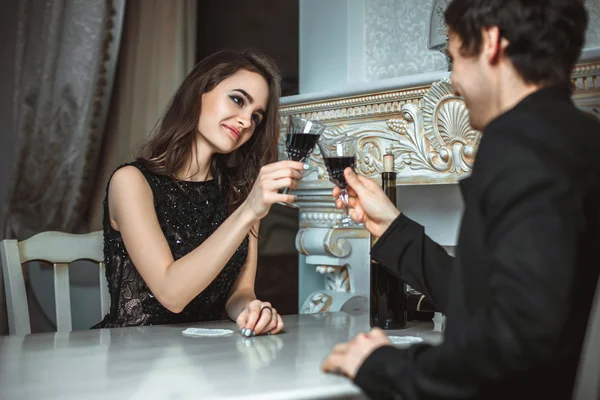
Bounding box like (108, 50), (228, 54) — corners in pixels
(286, 133), (320, 162)
(318, 136), (359, 227)
(323, 156), (356, 188)
(277, 116), (325, 208)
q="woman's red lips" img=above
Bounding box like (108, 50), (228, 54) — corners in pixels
(223, 124), (241, 140)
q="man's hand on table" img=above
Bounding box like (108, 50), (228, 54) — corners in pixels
(321, 328), (392, 379)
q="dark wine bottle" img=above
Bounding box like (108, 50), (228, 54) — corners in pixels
(369, 151), (407, 330)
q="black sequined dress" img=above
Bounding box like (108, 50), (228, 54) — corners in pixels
(92, 161), (248, 328)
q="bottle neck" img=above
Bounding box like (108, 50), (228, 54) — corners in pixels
(381, 172), (397, 204)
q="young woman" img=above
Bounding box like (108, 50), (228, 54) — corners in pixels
(93, 50), (303, 337)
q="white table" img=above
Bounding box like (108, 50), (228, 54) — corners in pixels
(0, 312), (442, 400)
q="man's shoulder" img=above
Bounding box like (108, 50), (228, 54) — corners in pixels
(481, 95), (600, 160)
(474, 99), (596, 181)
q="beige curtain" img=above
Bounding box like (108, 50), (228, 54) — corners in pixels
(89, 0), (198, 229)
(2, 0), (125, 240)
(0, 0), (126, 334)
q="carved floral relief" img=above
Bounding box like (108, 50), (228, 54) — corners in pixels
(280, 78), (482, 185)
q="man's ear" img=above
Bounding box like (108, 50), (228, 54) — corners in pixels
(481, 26), (506, 65)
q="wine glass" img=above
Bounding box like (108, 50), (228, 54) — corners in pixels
(317, 136), (359, 227)
(278, 115), (325, 208)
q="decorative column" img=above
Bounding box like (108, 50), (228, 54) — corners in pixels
(296, 225), (370, 313)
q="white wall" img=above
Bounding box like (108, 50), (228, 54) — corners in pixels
(396, 184), (463, 247)
(585, 0), (600, 49)
(299, 0), (347, 93)
(299, 0), (365, 93)
(299, 0), (445, 90)
(364, 0), (448, 80)
(299, 0), (600, 91)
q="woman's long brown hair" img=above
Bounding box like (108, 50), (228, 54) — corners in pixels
(137, 50), (281, 213)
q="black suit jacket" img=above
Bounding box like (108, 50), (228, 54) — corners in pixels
(354, 87), (600, 400)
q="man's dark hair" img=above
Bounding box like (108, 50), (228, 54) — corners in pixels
(444, 0), (588, 90)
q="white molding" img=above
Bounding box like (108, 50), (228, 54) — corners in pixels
(281, 61), (600, 191)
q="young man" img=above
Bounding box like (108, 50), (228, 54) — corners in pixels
(321, 0), (600, 399)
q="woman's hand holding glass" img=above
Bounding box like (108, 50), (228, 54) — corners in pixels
(242, 160), (305, 220)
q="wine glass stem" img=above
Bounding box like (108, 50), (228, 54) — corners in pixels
(340, 188), (349, 222)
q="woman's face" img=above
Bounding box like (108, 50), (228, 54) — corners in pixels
(197, 68), (270, 155)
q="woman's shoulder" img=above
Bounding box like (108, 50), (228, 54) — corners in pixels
(112, 159), (150, 177)
(111, 163), (146, 185)
(105, 162), (154, 202)
(102, 162), (157, 231)
(109, 160), (167, 187)
(105, 160), (164, 199)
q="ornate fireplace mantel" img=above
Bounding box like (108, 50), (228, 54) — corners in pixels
(282, 56), (600, 314)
